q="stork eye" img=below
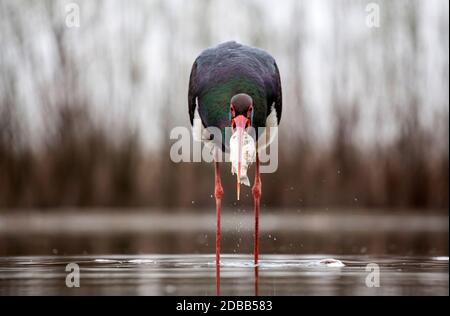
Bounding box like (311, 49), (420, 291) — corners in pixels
(230, 104), (236, 117)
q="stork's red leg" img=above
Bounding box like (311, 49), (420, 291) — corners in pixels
(252, 153), (261, 266)
(214, 160), (223, 296)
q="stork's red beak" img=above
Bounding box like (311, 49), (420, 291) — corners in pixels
(232, 115), (249, 200)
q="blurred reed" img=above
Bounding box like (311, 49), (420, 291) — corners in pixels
(0, 0), (448, 212)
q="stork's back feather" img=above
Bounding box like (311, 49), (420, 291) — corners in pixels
(188, 41), (282, 147)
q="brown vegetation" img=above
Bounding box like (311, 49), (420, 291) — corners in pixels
(0, 1), (447, 212)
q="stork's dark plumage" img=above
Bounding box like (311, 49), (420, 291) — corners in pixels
(188, 41), (282, 294)
(189, 41), (282, 142)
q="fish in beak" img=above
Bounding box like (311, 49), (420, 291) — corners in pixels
(230, 115), (256, 200)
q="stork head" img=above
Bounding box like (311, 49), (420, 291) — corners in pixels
(230, 93), (253, 130)
(230, 93), (253, 200)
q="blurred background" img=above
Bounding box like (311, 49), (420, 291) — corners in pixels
(0, 0), (448, 256)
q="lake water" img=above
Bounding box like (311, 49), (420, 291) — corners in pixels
(0, 211), (448, 295)
(0, 254), (447, 295)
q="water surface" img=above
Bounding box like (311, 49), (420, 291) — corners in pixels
(0, 255), (447, 295)
(0, 211), (447, 295)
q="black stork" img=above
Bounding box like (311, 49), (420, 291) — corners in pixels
(188, 41), (282, 293)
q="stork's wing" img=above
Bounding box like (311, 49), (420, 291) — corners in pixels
(188, 60), (198, 126)
(271, 61), (282, 124)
